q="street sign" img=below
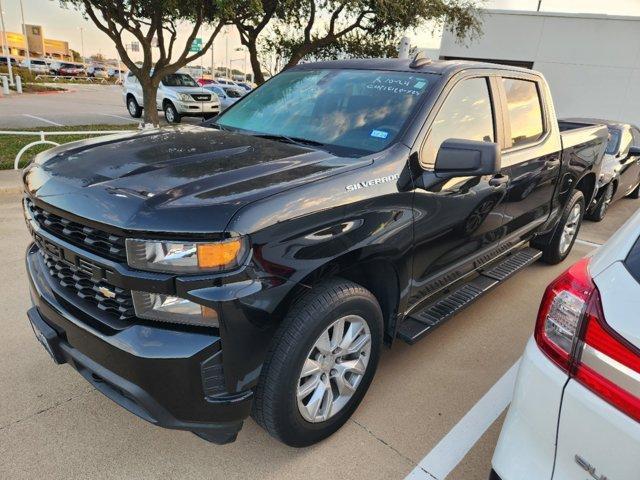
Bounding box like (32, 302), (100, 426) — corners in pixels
(190, 38), (203, 53)
(130, 41), (140, 52)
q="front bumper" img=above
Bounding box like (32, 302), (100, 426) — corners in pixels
(26, 244), (253, 444)
(175, 100), (220, 116)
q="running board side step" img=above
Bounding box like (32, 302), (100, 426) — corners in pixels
(398, 247), (542, 345)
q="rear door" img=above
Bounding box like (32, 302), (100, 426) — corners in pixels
(616, 126), (640, 199)
(496, 75), (562, 239)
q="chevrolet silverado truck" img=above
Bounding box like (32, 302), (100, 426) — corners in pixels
(22, 58), (607, 447)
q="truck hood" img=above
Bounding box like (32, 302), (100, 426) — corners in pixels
(24, 125), (369, 234)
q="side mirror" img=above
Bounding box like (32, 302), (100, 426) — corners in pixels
(629, 146), (640, 156)
(434, 138), (501, 179)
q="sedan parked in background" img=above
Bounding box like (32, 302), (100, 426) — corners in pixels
(234, 81), (254, 92)
(491, 209), (640, 480)
(562, 118), (640, 221)
(21, 58), (49, 73)
(87, 65), (109, 79)
(58, 63), (85, 77)
(202, 84), (244, 110)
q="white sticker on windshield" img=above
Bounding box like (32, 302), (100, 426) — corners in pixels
(370, 129), (389, 139)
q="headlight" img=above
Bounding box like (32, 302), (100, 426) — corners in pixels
(177, 93), (193, 102)
(125, 237), (247, 274)
(131, 291), (218, 327)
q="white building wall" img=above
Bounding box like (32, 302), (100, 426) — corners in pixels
(440, 10), (640, 126)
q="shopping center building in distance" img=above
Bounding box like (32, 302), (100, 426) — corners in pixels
(0, 24), (72, 61)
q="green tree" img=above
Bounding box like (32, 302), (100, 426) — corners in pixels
(62, 1), (225, 126)
(70, 49), (82, 62)
(231, 0), (482, 84)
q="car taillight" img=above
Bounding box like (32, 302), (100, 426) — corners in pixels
(535, 257), (640, 422)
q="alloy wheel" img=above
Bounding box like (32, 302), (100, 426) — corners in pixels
(296, 315), (371, 423)
(559, 203), (582, 254)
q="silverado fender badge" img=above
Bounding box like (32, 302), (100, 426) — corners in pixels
(345, 173), (400, 192)
(575, 454), (609, 480)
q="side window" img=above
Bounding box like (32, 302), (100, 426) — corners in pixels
(502, 78), (544, 147)
(631, 127), (640, 147)
(421, 77), (494, 167)
(620, 128), (633, 155)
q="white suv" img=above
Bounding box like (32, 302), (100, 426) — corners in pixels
(492, 209), (640, 480)
(123, 71), (220, 123)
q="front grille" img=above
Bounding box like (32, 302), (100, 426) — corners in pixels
(191, 93), (211, 101)
(25, 198), (126, 262)
(39, 248), (135, 321)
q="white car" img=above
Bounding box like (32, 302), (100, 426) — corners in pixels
(491, 210), (640, 480)
(202, 84), (244, 111)
(123, 71), (220, 123)
(21, 58), (49, 73)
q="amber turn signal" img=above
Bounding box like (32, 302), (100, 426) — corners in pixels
(197, 239), (242, 269)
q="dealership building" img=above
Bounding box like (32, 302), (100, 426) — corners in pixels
(0, 24), (72, 61)
(439, 9), (640, 126)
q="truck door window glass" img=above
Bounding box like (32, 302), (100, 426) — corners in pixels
(502, 78), (544, 147)
(214, 69), (436, 155)
(421, 77), (494, 168)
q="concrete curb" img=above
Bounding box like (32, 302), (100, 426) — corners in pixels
(0, 170), (23, 196)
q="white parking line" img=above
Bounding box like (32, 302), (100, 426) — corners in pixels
(22, 114), (63, 127)
(100, 113), (136, 122)
(405, 361), (520, 480)
(575, 238), (603, 248)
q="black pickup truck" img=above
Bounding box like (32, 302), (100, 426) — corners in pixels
(22, 58), (607, 447)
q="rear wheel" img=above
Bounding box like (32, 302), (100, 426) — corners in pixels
(533, 190), (585, 265)
(163, 101), (181, 123)
(627, 179), (640, 199)
(252, 278), (383, 447)
(586, 182), (613, 222)
(126, 96), (142, 118)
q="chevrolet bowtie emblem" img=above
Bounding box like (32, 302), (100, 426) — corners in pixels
(98, 286), (116, 299)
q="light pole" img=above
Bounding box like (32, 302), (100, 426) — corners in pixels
(235, 46), (247, 81)
(0, 0), (13, 85)
(19, 0), (30, 71)
(78, 26), (85, 65)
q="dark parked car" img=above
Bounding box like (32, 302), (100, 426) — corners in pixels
(560, 118), (640, 221)
(23, 58), (607, 447)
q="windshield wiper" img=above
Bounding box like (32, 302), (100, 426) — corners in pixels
(251, 133), (325, 148)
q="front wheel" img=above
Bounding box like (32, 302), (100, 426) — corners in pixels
(126, 96), (142, 118)
(252, 278), (383, 447)
(533, 190), (585, 265)
(627, 179), (640, 199)
(163, 102), (181, 123)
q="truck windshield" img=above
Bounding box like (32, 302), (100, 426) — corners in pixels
(215, 69), (435, 155)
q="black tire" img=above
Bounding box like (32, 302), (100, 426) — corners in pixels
(585, 182), (613, 222)
(627, 180), (640, 199)
(163, 101), (181, 123)
(126, 95), (142, 118)
(252, 278), (383, 447)
(532, 190), (585, 265)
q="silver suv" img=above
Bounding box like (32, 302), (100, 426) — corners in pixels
(123, 71), (221, 123)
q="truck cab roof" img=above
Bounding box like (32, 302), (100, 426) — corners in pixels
(291, 57), (536, 77)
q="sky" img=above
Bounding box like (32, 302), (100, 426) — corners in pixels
(2, 0), (640, 70)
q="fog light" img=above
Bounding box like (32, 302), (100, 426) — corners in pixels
(131, 291), (219, 327)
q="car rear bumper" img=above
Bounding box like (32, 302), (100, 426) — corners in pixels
(26, 244), (252, 444)
(491, 338), (568, 480)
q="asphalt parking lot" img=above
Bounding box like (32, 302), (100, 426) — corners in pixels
(0, 181), (636, 479)
(0, 84), (205, 129)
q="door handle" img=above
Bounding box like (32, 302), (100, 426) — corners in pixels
(489, 174), (509, 187)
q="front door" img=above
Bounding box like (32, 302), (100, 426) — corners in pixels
(408, 75), (508, 310)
